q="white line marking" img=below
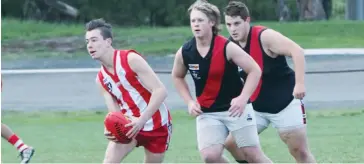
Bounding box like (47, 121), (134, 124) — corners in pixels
(1, 68), (99, 74)
(1, 68), (172, 74)
(2, 49), (364, 74)
(304, 48), (364, 56)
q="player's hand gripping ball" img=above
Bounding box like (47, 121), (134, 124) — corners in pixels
(104, 111), (133, 144)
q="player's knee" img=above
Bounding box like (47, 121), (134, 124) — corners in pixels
(289, 145), (310, 159)
(201, 153), (222, 163)
(240, 146), (264, 162)
(200, 146), (224, 163)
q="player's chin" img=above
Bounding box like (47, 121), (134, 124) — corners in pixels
(90, 54), (100, 59)
(232, 35), (242, 41)
(193, 33), (201, 38)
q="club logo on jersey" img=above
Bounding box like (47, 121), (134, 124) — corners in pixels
(103, 78), (113, 92)
(188, 64), (199, 71)
(190, 70), (201, 80)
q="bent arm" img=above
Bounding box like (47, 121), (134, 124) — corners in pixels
(171, 47), (194, 105)
(262, 29), (305, 85)
(226, 42), (262, 102)
(96, 78), (120, 112)
(128, 52), (168, 123)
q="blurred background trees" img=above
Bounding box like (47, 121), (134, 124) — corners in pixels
(2, 0), (360, 27)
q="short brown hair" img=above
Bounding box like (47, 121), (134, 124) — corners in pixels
(224, 1), (250, 21)
(188, 0), (221, 35)
(85, 18), (113, 40)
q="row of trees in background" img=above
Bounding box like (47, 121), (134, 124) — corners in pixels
(2, 0), (334, 26)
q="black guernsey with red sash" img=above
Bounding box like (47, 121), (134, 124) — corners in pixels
(230, 26), (295, 114)
(182, 35), (243, 113)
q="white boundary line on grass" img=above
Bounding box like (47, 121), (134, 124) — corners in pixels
(304, 48), (364, 56)
(2, 48), (364, 74)
(1, 68), (100, 74)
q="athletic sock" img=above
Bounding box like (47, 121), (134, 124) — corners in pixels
(7, 134), (29, 152)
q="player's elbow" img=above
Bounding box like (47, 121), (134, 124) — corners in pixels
(154, 85), (168, 100)
(291, 46), (305, 57)
(248, 65), (262, 79)
(161, 86), (168, 98)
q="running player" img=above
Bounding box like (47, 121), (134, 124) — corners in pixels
(223, 1), (316, 163)
(171, 1), (272, 163)
(85, 18), (172, 163)
(1, 82), (35, 164)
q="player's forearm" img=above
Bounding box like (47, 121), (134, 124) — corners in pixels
(139, 87), (168, 123)
(239, 68), (261, 102)
(106, 99), (121, 112)
(291, 48), (306, 85)
(173, 77), (194, 105)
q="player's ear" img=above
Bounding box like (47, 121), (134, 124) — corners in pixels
(106, 38), (112, 46)
(209, 20), (216, 27)
(245, 17), (251, 23)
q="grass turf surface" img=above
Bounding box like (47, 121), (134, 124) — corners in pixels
(1, 109), (364, 163)
(1, 18), (364, 60)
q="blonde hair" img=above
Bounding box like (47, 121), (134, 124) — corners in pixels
(188, 0), (221, 35)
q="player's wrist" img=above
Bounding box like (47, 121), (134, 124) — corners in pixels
(138, 115), (149, 124)
(237, 94), (249, 103)
(187, 99), (195, 105)
(295, 82), (305, 86)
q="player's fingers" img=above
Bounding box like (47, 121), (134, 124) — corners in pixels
(229, 109), (235, 117)
(106, 136), (116, 141)
(126, 127), (134, 137)
(196, 103), (201, 109)
(234, 109), (242, 117)
(229, 107), (239, 117)
(131, 130), (139, 139)
(228, 104), (237, 112)
(125, 122), (134, 127)
(128, 127), (138, 139)
(301, 92), (306, 99)
(106, 135), (118, 142)
(188, 109), (193, 115)
(229, 110), (237, 117)
(194, 107), (203, 114)
(108, 137), (119, 143)
(238, 110), (243, 117)
(190, 110), (198, 117)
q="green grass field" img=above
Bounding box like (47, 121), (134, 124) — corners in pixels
(1, 109), (364, 163)
(1, 18), (364, 60)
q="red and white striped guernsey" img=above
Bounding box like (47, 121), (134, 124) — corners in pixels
(97, 49), (171, 131)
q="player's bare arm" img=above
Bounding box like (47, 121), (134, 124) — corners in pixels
(226, 42), (262, 103)
(171, 48), (193, 104)
(123, 52), (168, 138)
(261, 29), (306, 98)
(172, 47), (202, 116)
(128, 52), (168, 123)
(96, 78), (121, 142)
(96, 78), (120, 112)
